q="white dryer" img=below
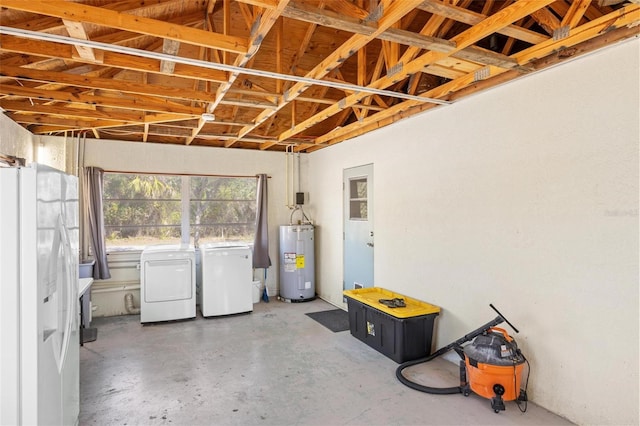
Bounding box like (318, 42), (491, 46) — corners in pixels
(140, 245), (196, 323)
(199, 244), (252, 317)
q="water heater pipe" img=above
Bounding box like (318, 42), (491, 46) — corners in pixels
(285, 145), (296, 208)
(289, 205), (311, 225)
(297, 151), (301, 196)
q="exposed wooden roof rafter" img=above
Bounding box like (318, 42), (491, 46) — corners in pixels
(278, 0), (557, 144)
(0, 0), (636, 151)
(1, 0), (249, 54)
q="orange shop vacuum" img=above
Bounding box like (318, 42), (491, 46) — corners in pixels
(396, 304), (530, 413)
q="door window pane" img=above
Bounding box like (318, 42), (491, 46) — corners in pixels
(349, 177), (367, 220)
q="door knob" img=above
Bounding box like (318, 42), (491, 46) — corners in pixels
(367, 242), (374, 247)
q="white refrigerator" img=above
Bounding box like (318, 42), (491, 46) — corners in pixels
(0, 163), (80, 425)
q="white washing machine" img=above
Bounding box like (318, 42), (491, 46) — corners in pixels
(199, 244), (252, 317)
(140, 245), (196, 323)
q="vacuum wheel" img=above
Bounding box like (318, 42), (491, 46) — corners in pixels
(491, 385), (506, 413)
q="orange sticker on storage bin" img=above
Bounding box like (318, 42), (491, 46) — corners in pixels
(296, 255), (305, 268)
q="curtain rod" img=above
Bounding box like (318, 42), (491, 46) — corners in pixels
(100, 169), (271, 179)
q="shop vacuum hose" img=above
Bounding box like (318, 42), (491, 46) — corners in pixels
(395, 350), (462, 394)
(396, 304), (513, 394)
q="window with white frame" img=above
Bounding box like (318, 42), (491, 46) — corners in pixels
(103, 173), (257, 250)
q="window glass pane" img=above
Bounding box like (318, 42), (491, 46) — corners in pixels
(103, 173), (257, 251)
(349, 177), (367, 220)
(190, 176), (257, 247)
(103, 174), (182, 249)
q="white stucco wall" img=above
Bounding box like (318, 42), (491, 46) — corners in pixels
(0, 113), (34, 164)
(308, 38), (639, 425)
(0, 113), (75, 172)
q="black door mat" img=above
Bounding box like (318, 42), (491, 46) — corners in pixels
(306, 309), (350, 333)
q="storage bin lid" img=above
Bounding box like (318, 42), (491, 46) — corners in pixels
(343, 287), (440, 318)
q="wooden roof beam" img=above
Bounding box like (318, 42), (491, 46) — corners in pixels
(513, 2), (639, 64)
(1, 0), (249, 54)
(187, 0), (291, 145)
(309, 6), (640, 150)
(275, 16), (283, 94)
(282, 1), (454, 52)
(1, 100), (146, 122)
(281, 0), (518, 70)
(219, 98), (278, 109)
(234, 0), (279, 9)
(312, 70), (498, 149)
(238, 0), (429, 150)
(325, 0), (370, 20)
(17, 113), (211, 136)
(1, 11), (209, 71)
(598, 0), (627, 5)
(236, 2), (255, 30)
(143, 122), (150, 142)
(62, 20), (100, 62)
(292, 96), (383, 111)
(9, 113), (128, 129)
(20, 108), (219, 135)
(114, 124), (196, 138)
(399, 0), (452, 66)
(159, 39), (181, 74)
(0, 84), (204, 116)
(561, 0), (592, 29)
(417, 0), (549, 45)
(3, 0), (182, 33)
(530, 7), (562, 35)
(276, 0), (555, 144)
(223, 0), (232, 65)
(8, 112), (172, 137)
(0, 65), (221, 104)
(0, 36), (229, 83)
(282, 0), (326, 94)
(358, 49), (387, 120)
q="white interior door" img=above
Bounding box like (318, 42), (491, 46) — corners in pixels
(343, 164), (374, 293)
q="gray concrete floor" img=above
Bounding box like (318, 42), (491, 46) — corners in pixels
(80, 298), (572, 425)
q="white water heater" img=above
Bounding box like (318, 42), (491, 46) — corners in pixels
(279, 225), (315, 302)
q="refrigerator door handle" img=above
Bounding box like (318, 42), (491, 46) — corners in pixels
(56, 215), (75, 373)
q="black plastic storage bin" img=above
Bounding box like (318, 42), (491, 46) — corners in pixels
(344, 288), (440, 363)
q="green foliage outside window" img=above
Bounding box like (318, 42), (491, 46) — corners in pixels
(104, 173), (256, 249)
